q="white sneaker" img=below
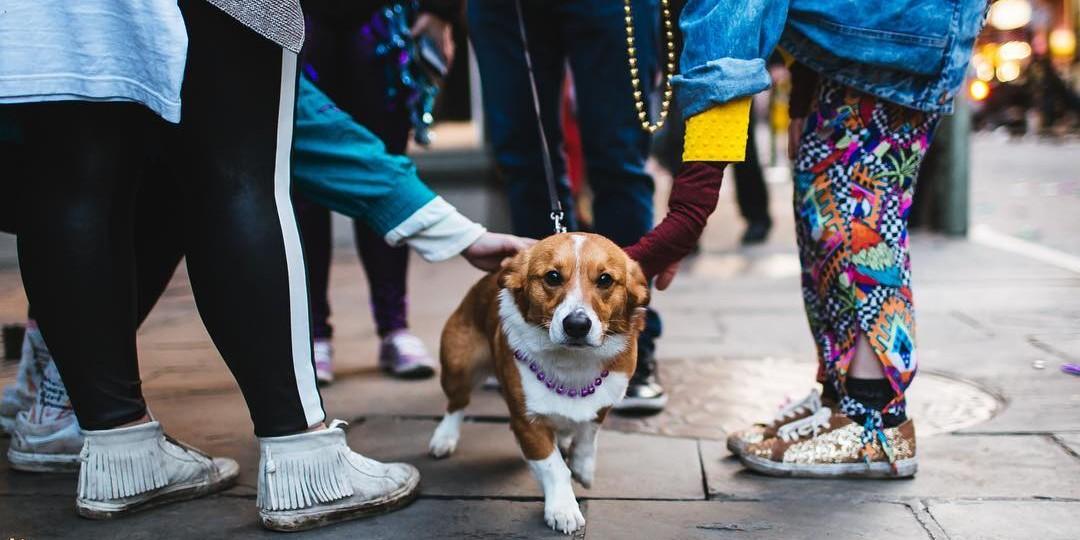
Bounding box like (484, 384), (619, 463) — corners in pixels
(0, 386), (30, 435)
(0, 325), (47, 435)
(75, 420), (239, 519)
(377, 330), (436, 379)
(314, 338), (334, 385)
(8, 410), (83, 473)
(257, 420), (420, 532)
(9, 356), (84, 473)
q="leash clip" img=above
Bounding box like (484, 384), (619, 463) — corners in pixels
(550, 211), (567, 234)
(515, 0), (567, 238)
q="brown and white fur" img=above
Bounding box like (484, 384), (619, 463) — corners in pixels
(428, 233), (648, 534)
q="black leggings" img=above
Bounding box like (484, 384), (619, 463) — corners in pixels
(15, 0), (323, 437)
(13, 176), (187, 327)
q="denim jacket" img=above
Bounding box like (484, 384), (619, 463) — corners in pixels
(675, 0), (988, 117)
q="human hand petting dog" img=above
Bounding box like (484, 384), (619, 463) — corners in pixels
(462, 232), (536, 272)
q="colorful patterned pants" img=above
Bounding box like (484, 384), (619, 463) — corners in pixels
(793, 79), (940, 430)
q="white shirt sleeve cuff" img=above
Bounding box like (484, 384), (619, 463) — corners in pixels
(383, 197), (487, 262)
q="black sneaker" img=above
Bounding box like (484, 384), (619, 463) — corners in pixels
(613, 346), (667, 415)
(740, 219), (772, 245)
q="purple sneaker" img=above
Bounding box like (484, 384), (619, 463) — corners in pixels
(314, 338), (334, 385)
(378, 330), (435, 380)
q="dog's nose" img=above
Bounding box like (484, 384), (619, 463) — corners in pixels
(562, 310), (592, 339)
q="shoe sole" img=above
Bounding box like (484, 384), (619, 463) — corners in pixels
(611, 394), (668, 414)
(740, 453), (918, 479)
(76, 461), (240, 519)
(382, 364), (435, 380)
(259, 473), (421, 532)
(7, 448), (80, 473)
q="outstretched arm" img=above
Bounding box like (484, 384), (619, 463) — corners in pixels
(626, 0), (790, 287)
(623, 162), (724, 282)
(292, 75), (531, 270)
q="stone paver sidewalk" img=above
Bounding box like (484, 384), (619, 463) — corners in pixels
(2, 165), (1079, 539)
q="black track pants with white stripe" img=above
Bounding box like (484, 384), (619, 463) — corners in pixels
(15, 0), (323, 437)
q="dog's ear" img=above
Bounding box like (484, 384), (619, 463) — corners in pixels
(498, 249), (530, 291)
(625, 257), (650, 333)
(626, 256), (650, 310)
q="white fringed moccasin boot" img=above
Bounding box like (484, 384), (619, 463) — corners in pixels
(257, 420), (420, 532)
(75, 420), (239, 519)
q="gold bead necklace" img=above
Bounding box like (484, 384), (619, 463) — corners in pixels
(624, 0), (676, 134)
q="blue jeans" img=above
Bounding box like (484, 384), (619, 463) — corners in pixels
(469, 0), (662, 353)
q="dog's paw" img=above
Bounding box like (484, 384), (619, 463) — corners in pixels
(544, 499), (585, 535)
(428, 431), (458, 459)
(569, 455), (595, 489)
(429, 411), (463, 459)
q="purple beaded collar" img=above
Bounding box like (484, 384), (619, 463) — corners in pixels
(513, 350), (610, 398)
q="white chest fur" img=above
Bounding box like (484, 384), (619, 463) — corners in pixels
(498, 288), (630, 424)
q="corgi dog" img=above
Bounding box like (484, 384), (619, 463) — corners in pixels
(428, 232), (648, 534)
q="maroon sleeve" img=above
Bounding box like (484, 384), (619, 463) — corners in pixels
(624, 162), (726, 279)
(788, 61), (819, 119)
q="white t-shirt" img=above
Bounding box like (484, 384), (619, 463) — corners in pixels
(0, 1), (188, 123)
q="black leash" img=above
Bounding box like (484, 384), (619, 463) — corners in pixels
(513, 0), (566, 235)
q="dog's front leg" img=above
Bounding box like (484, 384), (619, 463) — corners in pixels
(568, 421), (599, 488)
(529, 449), (584, 535)
(512, 418), (584, 534)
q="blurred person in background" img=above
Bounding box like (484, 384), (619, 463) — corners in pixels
(294, 0), (462, 384)
(468, 0), (668, 413)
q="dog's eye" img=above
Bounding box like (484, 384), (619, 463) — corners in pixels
(597, 273), (614, 289)
(544, 270), (563, 286)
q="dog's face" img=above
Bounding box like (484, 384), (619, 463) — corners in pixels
(499, 233), (649, 349)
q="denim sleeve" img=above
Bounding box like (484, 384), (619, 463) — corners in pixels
(291, 76), (437, 238)
(674, 0), (790, 117)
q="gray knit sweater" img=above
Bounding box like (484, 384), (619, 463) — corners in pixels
(206, 0), (305, 53)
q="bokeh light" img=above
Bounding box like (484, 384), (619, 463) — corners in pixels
(971, 54), (996, 81)
(969, 79), (990, 101)
(988, 0), (1032, 31)
(1049, 28), (1076, 58)
(996, 60), (1021, 82)
(997, 41), (1032, 62)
